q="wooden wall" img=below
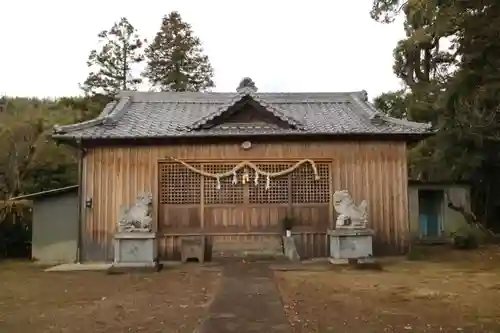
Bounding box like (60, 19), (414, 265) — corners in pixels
(80, 140), (409, 261)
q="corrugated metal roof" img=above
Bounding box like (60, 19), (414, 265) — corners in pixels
(9, 185), (79, 201)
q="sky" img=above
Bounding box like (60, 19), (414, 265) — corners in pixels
(0, 0), (406, 100)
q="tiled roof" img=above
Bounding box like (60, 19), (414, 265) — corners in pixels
(53, 80), (431, 140)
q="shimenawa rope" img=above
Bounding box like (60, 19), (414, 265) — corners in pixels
(167, 157), (320, 190)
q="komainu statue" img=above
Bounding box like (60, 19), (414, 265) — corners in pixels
(117, 192), (153, 232)
(333, 190), (368, 229)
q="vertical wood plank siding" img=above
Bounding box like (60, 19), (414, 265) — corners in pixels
(81, 141), (408, 261)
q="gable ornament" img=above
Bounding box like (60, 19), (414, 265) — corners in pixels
(236, 77), (258, 93)
(241, 141), (252, 150)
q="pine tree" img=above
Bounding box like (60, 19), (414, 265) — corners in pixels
(144, 11), (214, 92)
(81, 17), (145, 97)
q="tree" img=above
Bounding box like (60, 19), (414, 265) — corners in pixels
(0, 99), (78, 223)
(143, 11), (214, 92)
(81, 17), (145, 97)
(373, 90), (408, 119)
(56, 96), (110, 122)
(439, 1), (500, 227)
(370, 0), (500, 230)
(370, 1), (459, 124)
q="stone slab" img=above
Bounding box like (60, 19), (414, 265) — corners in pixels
(328, 258), (350, 265)
(357, 257), (377, 264)
(45, 263), (112, 272)
(111, 262), (158, 268)
(108, 262), (162, 274)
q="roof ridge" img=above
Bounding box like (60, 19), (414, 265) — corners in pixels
(186, 93), (244, 130)
(349, 92), (379, 118)
(249, 91), (305, 129)
(363, 100), (432, 130)
(53, 101), (118, 134)
(186, 91), (306, 131)
(381, 115), (432, 129)
(53, 96), (132, 134)
(102, 96), (131, 125)
(349, 92), (431, 130)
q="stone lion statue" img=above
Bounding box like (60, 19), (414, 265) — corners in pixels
(117, 192), (153, 233)
(333, 190), (368, 229)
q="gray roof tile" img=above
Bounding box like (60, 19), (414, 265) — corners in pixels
(53, 89), (431, 140)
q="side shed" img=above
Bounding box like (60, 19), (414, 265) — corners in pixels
(408, 181), (471, 242)
(10, 186), (79, 264)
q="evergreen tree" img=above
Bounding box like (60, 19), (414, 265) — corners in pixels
(371, 0), (500, 230)
(81, 17), (145, 97)
(144, 11), (214, 92)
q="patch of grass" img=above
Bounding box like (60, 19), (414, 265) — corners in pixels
(277, 245), (500, 333)
(0, 262), (220, 333)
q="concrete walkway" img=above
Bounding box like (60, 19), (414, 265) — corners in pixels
(44, 262), (111, 272)
(199, 261), (291, 333)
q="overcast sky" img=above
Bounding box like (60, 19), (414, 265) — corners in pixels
(0, 0), (405, 99)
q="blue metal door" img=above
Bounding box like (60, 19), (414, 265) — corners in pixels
(418, 191), (442, 237)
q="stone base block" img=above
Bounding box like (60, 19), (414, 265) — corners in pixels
(113, 232), (157, 268)
(111, 262), (157, 268)
(327, 228), (374, 261)
(180, 236), (205, 263)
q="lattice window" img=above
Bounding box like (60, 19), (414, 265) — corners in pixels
(204, 164), (244, 205)
(291, 163), (330, 203)
(159, 163), (201, 204)
(249, 163), (291, 204)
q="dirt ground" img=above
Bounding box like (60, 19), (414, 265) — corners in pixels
(0, 263), (220, 333)
(276, 245), (500, 333)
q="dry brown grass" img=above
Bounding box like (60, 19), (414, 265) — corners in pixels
(0, 262), (220, 333)
(276, 245), (500, 333)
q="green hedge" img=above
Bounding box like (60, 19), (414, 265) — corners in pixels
(0, 213), (32, 259)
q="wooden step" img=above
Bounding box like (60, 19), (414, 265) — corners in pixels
(211, 235), (284, 259)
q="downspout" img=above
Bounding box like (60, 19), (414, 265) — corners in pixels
(75, 139), (84, 263)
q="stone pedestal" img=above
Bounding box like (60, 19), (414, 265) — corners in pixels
(180, 236), (205, 263)
(327, 228), (374, 263)
(113, 232), (157, 268)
